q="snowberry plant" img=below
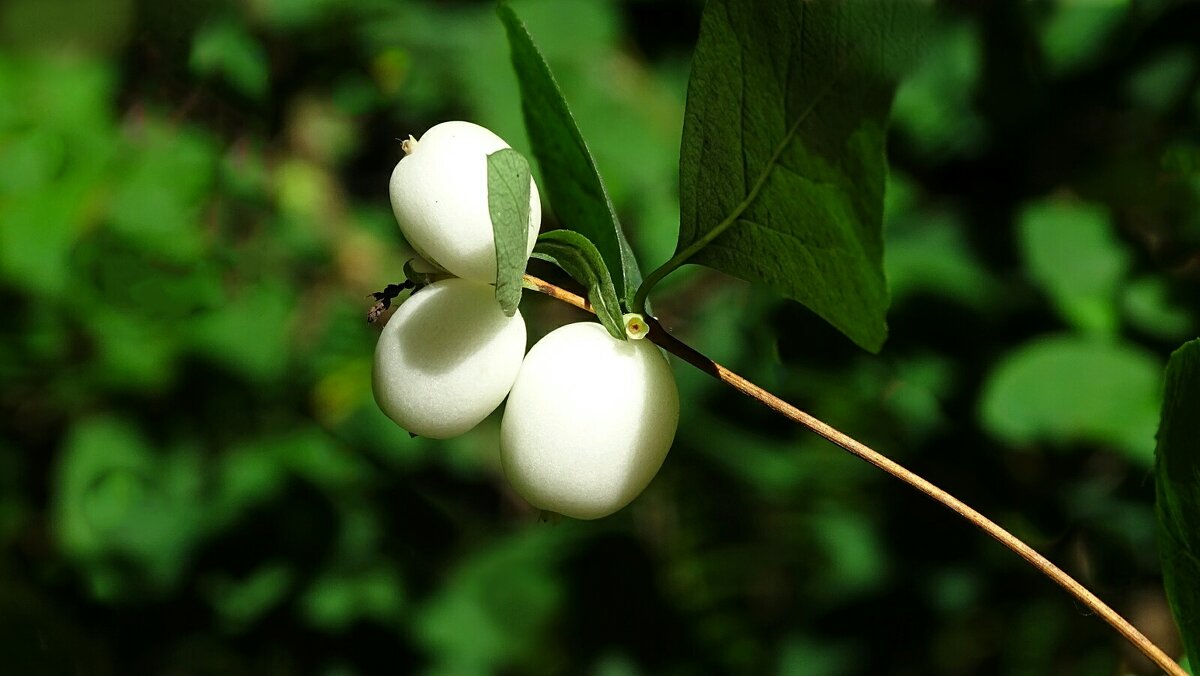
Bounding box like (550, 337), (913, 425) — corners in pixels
(368, 1), (1197, 671)
(376, 117), (679, 518)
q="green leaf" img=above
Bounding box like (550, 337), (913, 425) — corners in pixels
(1156, 339), (1200, 667)
(979, 335), (1162, 465)
(415, 528), (567, 674)
(301, 566), (406, 631)
(532, 230), (625, 340)
(1122, 277), (1195, 341)
(53, 417), (208, 597)
(1018, 199), (1129, 335)
(890, 18), (985, 159)
(109, 122), (219, 263)
(1128, 46), (1197, 115)
(204, 564), (294, 629)
(190, 18), (269, 100)
(885, 208), (994, 309)
(666, 0), (925, 352)
(496, 1), (642, 307)
(186, 281), (294, 382)
(487, 148), (533, 317)
(1039, 1), (1130, 76)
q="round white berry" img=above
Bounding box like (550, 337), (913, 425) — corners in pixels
(500, 322), (680, 519)
(373, 278), (527, 439)
(389, 121), (541, 284)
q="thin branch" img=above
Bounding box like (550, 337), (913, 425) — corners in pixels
(522, 273), (1185, 676)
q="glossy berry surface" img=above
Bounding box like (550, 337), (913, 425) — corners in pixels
(389, 121), (541, 284)
(373, 278), (527, 439)
(500, 322), (680, 519)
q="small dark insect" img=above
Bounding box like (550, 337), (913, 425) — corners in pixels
(366, 281), (414, 324)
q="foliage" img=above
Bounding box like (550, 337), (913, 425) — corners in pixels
(1156, 340), (1200, 669)
(498, 1), (644, 308)
(1, 0), (1199, 673)
(665, 0), (922, 351)
(532, 231), (625, 340)
(486, 147), (533, 316)
(980, 335), (1162, 465)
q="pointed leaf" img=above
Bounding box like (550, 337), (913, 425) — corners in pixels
(497, 1), (642, 307)
(1155, 339), (1200, 665)
(674, 0), (924, 352)
(487, 148), (532, 317)
(532, 231), (625, 340)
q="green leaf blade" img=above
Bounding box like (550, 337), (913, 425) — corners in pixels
(496, 1), (642, 307)
(486, 148), (533, 317)
(673, 0), (924, 352)
(979, 335), (1162, 465)
(1018, 199), (1129, 336)
(532, 231), (625, 341)
(1156, 339), (1200, 666)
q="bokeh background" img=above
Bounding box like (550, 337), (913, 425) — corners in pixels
(3, 0), (1200, 673)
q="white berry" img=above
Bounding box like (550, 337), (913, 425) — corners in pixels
(373, 278), (527, 439)
(389, 121), (541, 284)
(500, 322), (680, 519)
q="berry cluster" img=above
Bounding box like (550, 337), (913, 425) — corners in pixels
(374, 121), (679, 519)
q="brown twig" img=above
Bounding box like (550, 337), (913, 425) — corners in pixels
(522, 273), (1185, 676)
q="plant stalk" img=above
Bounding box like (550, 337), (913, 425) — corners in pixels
(523, 273), (1185, 676)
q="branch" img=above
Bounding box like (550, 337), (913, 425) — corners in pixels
(522, 273), (1185, 676)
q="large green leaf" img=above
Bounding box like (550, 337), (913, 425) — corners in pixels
(671, 0), (923, 352)
(1156, 339), (1200, 666)
(496, 1), (642, 307)
(486, 148), (532, 317)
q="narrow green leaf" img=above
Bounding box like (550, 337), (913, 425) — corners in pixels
(1156, 339), (1200, 665)
(487, 148), (532, 317)
(497, 1), (642, 308)
(532, 231), (625, 341)
(662, 0), (925, 352)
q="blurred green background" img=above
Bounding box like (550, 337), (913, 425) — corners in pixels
(2, 0), (1199, 673)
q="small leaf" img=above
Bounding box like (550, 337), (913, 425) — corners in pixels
(670, 0), (926, 352)
(496, 1), (642, 307)
(1122, 277), (1194, 341)
(1039, 1), (1129, 76)
(532, 231), (625, 340)
(487, 148), (532, 317)
(1155, 339), (1200, 666)
(414, 528), (566, 673)
(1018, 199), (1129, 335)
(190, 18), (269, 100)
